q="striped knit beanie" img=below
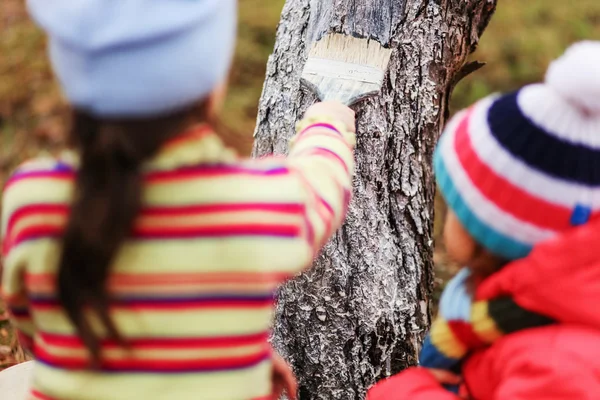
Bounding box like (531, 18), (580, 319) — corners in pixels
(435, 41), (600, 260)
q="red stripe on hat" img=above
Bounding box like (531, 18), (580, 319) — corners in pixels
(454, 111), (599, 231)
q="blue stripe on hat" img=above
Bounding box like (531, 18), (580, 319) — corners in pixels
(434, 147), (532, 260)
(487, 91), (600, 186)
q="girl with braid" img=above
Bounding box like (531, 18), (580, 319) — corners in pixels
(1, 1), (356, 399)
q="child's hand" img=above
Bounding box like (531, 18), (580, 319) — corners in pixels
(271, 350), (297, 400)
(304, 101), (356, 133)
(426, 368), (462, 386)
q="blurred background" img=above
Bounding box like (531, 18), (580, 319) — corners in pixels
(1, 0), (600, 369)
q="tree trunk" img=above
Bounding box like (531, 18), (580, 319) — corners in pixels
(252, 1), (497, 399)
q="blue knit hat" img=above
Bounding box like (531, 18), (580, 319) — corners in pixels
(26, 0), (237, 117)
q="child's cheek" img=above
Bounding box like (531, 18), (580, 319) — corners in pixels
(443, 211), (476, 265)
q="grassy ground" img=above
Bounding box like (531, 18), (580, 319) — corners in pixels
(452, 0), (600, 110)
(1, 0), (600, 369)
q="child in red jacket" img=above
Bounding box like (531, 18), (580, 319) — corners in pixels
(368, 41), (600, 399)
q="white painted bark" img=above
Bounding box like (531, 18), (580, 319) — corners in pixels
(253, 1), (497, 399)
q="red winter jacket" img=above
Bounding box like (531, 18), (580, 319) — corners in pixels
(368, 219), (600, 399)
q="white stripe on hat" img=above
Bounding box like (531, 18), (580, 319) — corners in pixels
(468, 97), (600, 209)
(517, 84), (600, 149)
(440, 111), (556, 245)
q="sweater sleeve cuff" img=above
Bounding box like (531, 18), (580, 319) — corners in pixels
(293, 115), (356, 147)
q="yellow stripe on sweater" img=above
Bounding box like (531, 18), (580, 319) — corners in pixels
(32, 360), (272, 400)
(33, 308), (275, 337)
(19, 239), (312, 276)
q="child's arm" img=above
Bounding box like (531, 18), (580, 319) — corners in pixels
(367, 368), (463, 400)
(270, 346), (297, 400)
(286, 102), (356, 253)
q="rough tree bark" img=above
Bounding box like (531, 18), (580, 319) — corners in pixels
(253, 1), (497, 399)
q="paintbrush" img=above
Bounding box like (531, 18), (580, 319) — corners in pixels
(301, 33), (393, 106)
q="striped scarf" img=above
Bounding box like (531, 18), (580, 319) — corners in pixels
(419, 269), (553, 388)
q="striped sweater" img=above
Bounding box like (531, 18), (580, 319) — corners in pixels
(1, 118), (355, 400)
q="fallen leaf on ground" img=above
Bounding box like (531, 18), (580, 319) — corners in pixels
(0, 346), (12, 356)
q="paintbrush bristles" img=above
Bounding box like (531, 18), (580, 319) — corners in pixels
(308, 33), (392, 71)
(301, 33), (393, 105)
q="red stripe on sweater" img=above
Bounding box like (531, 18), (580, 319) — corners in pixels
(3, 225), (61, 256)
(30, 390), (56, 400)
(131, 223), (301, 238)
(146, 166), (290, 182)
(6, 222), (302, 255)
(298, 122), (343, 137)
(6, 204), (68, 237)
(297, 129), (344, 142)
(7, 203), (304, 238)
(116, 299), (274, 311)
(294, 146), (350, 174)
(31, 298), (274, 311)
(296, 125), (352, 147)
(455, 112), (600, 230)
(4, 171), (73, 190)
(40, 331), (269, 350)
(4, 162), (290, 188)
(35, 345), (270, 372)
(142, 203), (305, 216)
(27, 271), (294, 287)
